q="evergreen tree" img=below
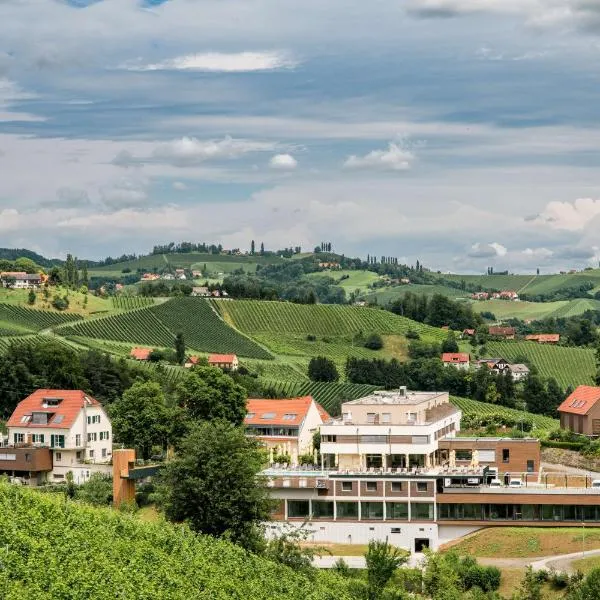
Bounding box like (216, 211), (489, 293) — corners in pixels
(522, 373), (548, 415)
(545, 378), (564, 417)
(596, 342), (600, 385)
(308, 357), (339, 382)
(81, 262), (89, 287)
(174, 332), (186, 365)
(441, 333), (459, 353)
(27, 289), (36, 305)
(250, 240), (255, 255)
(260, 242), (264, 256)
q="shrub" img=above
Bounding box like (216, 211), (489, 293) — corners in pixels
(406, 329), (420, 340)
(463, 565), (501, 592)
(306, 334), (317, 342)
(364, 333), (384, 350)
(52, 295), (69, 311)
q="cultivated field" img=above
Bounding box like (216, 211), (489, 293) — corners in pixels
(473, 298), (600, 321)
(0, 304), (81, 332)
(367, 284), (470, 304)
(305, 269), (382, 294)
(485, 341), (596, 389)
(57, 298), (272, 359)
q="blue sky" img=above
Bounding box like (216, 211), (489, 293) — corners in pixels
(1, 0), (600, 272)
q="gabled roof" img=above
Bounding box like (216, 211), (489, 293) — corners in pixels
(526, 334), (560, 343)
(246, 396), (324, 428)
(208, 354), (237, 364)
(130, 347), (152, 360)
(441, 353), (470, 363)
(489, 326), (515, 336)
(7, 389), (101, 430)
(509, 363), (530, 373)
(558, 385), (600, 416)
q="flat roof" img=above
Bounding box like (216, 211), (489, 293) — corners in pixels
(344, 389), (447, 406)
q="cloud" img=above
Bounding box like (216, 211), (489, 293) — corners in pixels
(269, 153), (298, 169)
(40, 187), (92, 209)
(172, 181), (187, 191)
(531, 198), (600, 231)
(522, 247), (553, 259)
(121, 51), (298, 72)
(467, 242), (508, 258)
(343, 142), (415, 171)
(99, 179), (148, 209)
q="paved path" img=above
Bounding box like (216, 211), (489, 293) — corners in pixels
(314, 553), (427, 569)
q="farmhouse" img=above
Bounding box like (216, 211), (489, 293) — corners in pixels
(491, 290), (519, 301)
(441, 353), (470, 370)
(191, 270), (202, 278)
(191, 286), (210, 297)
(130, 347), (152, 361)
(476, 358), (510, 374)
(526, 334), (560, 344)
(0, 272), (42, 289)
(488, 326), (515, 339)
(462, 329), (475, 338)
(184, 356), (199, 368)
(4, 389), (112, 485)
(508, 363), (530, 381)
(141, 273), (159, 281)
(208, 353), (239, 371)
(470, 292), (489, 300)
(245, 396), (329, 460)
(558, 385), (600, 436)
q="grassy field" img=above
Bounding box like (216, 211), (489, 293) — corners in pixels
(450, 396), (558, 432)
(305, 269), (382, 294)
(57, 298), (273, 359)
(216, 299), (448, 341)
(473, 297), (600, 321)
(446, 527), (600, 558)
(485, 341), (596, 389)
(367, 284), (471, 304)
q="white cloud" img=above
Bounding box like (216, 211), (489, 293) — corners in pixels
(269, 153), (298, 169)
(344, 142), (414, 171)
(172, 181), (187, 191)
(522, 247), (553, 258)
(532, 198), (600, 231)
(467, 242), (508, 258)
(122, 51), (298, 73)
(99, 179), (148, 209)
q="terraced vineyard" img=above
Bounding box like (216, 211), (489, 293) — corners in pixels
(0, 303), (81, 331)
(260, 380), (381, 415)
(111, 297), (156, 311)
(59, 298), (272, 359)
(486, 341), (596, 389)
(450, 396), (558, 432)
(217, 300), (447, 341)
(0, 334), (74, 353)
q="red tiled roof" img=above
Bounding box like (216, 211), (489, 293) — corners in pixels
(526, 334), (560, 343)
(208, 354), (237, 364)
(441, 353), (470, 363)
(246, 396), (317, 427)
(558, 386), (600, 416)
(6, 389), (100, 429)
(489, 326), (515, 336)
(316, 403), (331, 423)
(130, 347), (152, 360)
(463, 329), (475, 335)
(186, 356), (199, 365)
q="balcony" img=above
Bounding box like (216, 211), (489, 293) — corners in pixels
(0, 445), (52, 473)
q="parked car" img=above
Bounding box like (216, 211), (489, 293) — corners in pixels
(509, 479), (523, 488)
(489, 479), (503, 488)
(591, 480), (600, 489)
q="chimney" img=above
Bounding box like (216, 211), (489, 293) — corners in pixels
(399, 386), (407, 397)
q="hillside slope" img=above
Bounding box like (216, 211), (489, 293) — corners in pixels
(0, 483), (350, 600)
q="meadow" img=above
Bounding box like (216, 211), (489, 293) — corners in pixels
(473, 298), (600, 321)
(485, 341), (596, 389)
(305, 269), (382, 294)
(367, 284), (471, 304)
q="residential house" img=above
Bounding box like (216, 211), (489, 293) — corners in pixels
(318, 262), (340, 269)
(462, 329), (476, 338)
(141, 273), (160, 281)
(441, 353), (470, 370)
(525, 334), (560, 344)
(508, 364), (530, 381)
(400, 278), (411, 284)
(191, 286), (210, 297)
(558, 386), (600, 436)
(0, 272), (42, 289)
(208, 353), (239, 371)
(5, 389), (112, 484)
(471, 292), (489, 300)
(245, 396), (329, 461)
(191, 270), (202, 278)
(162, 273), (175, 280)
(130, 347), (152, 361)
(488, 326), (515, 339)
(491, 291), (519, 301)
(184, 356), (199, 368)
(175, 269), (186, 280)
(476, 358), (511, 374)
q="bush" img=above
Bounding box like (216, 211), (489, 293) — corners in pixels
(52, 295), (69, 311)
(306, 334), (317, 342)
(364, 333), (384, 350)
(463, 565), (501, 592)
(541, 440), (587, 451)
(406, 329), (420, 340)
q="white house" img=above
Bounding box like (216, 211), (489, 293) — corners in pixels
(441, 353), (470, 371)
(6, 389), (112, 484)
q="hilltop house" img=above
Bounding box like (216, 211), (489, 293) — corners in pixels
(130, 347), (152, 361)
(558, 386), (600, 436)
(141, 273), (160, 281)
(441, 353), (470, 370)
(476, 358), (510, 374)
(184, 356), (199, 368)
(462, 329), (475, 338)
(4, 389), (112, 485)
(488, 326), (515, 340)
(508, 364), (530, 381)
(0, 272), (42, 289)
(208, 354), (239, 371)
(471, 292), (489, 300)
(245, 396), (329, 460)
(491, 291), (519, 301)
(526, 334), (560, 344)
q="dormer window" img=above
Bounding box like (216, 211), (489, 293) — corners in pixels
(282, 414), (297, 421)
(261, 412), (276, 419)
(43, 398), (62, 407)
(20, 415), (31, 424)
(31, 412), (49, 425)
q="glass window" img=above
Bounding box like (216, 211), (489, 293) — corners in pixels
(463, 504), (482, 520)
(391, 482), (402, 492)
(502, 449), (510, 463)
(563, 506), (577, 521)
(341, 481), (353, 492)
(387, 502), (408, 520)
(366, 413), (377, 424)
(521, 504), (536, 521)
(288, 500), (310, 518)
(55, 452), (62, 461)
(13, 433), (24, 444)
(527, 460), (535, 473)
(312, 501), (333, 519)
(336, 502), (358, 520)
(361, 502), (384, 520)
(583, 506), (597, 522)
(75, 434), (81, 446)
(455, 450), (472, 461)
(382, 413), (391, 423)
(366, 481), (377, 491)
(416, 482), (428, 492)
(411, 503), (434, 520)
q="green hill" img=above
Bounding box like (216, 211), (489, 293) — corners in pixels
(57, 298), (272, 359)
(485, 340), (596, 389)
(0, 483), (349, 600)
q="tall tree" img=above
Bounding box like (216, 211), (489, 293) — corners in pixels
(176, 366), (247, 425)
(441, 333), (459, 353)
(250, 240), (255, 255)
(596, 342), (600, 385)
(80, 262), (89, 287)
(522, 373), (548, 415)
(157, 420), (271, 551)
(260, 242), (264, 256)
(174, 332), (186, 365)
(308, 356), (339, 382)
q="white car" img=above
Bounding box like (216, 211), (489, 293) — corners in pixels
(591, 480), (600, 489)
(489, 479), (503, 487)
(509, 479), (523, 488)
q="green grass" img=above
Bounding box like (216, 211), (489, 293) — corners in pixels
(305, 269), (382, 294)
(57, 298), (272, 359)
(473, 298), (600, 321)
(485, 341), (596, 389)
(450, 396), (558, 432)
(0, 303), (82, 332)
(368, 284), (471, 304)
(216, 299), (447, 341)
(111, 297), (157, 311)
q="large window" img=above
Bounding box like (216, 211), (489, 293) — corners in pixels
(411, 503), (434, 520)
(312, 501), (334, 519)
(288, 500), (310, 518)
(386, 502), (408, 520)
(336, 502), (358, 520)
(50, 434), (65, 449)
(455, 450), (472, 461)
(13, 433), (24, 444)
(438, 504), (600, 523)
(361, 502), (384, 520)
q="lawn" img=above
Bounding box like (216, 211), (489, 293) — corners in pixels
(368, 284), (471, 304)
(473, 298), (600, 321)
(306, 270), (382, 294)
(445, 527), (600, 558)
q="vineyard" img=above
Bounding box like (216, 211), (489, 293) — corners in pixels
(216, 300), (447, 341)
(58, 299), (272, 359)
(450, 396), (559, 432)
(111, 297), (156, 311)
(486, 341), (596, 389)
(259, 380), (381, 415)
(0, 304), (81, 331)
(0, 483), (350, 600)
(0, 334), (74, 354)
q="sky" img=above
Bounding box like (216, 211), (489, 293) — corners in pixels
(1, 0), (600, 272)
